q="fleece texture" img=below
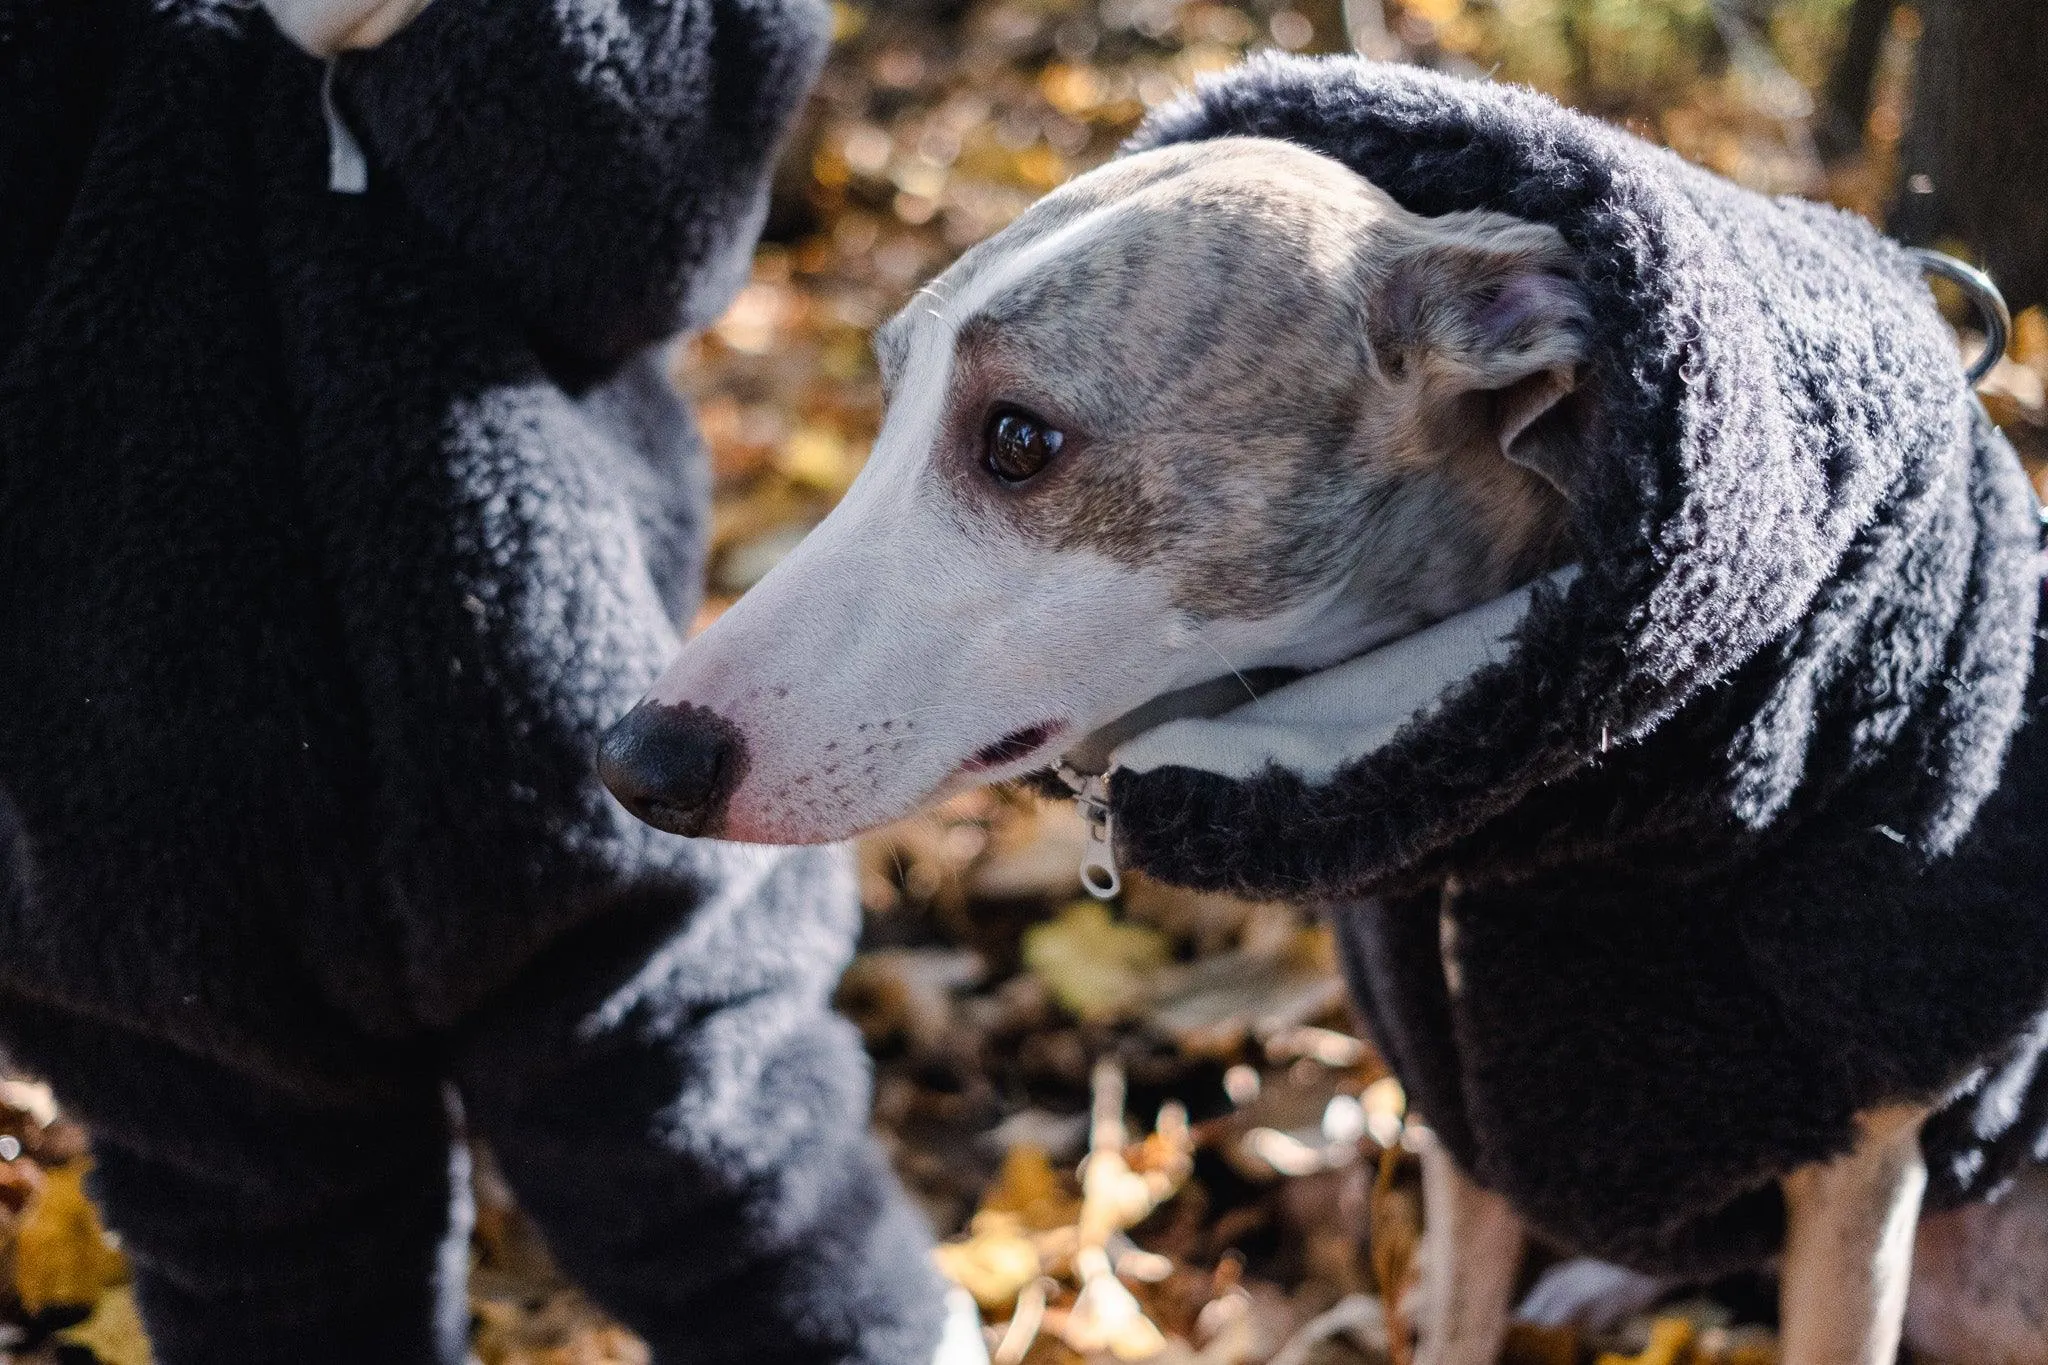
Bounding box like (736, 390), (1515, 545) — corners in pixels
(1108, 55), (2048, 1276)
(0, 3), (944, 1362)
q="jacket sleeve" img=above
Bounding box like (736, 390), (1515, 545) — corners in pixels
(335, 0), (829, 373)
(1108, 762), (1411, 903)
(453, 853), (949, 1365)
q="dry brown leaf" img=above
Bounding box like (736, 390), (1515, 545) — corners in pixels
(1598, 1316), (1697, 1365)
(1369, 1146), (1421, 1365)
(936, 1212), (1044, 1314)
(839, 948), (983, 1055)
(1024, 902), (1170, 1022)
(1144, 935), (1346, 1060)
(14, 1162), (127, 1314)
(472, 1285), (649, 1365)
(981, 1144), (1083, 1233)
(775, 425), (861, 494)
(1695, 1325), (1779, 1365)
(0, 1155), (42, 1215)
(1505, 1321), (1581, 1365)
(2012, 307), (2047, 370)
(58, 1285), (153, 1365)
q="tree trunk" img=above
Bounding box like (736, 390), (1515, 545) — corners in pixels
(1890, 0), (2048, 316)
(1815, 0), (1895, 161)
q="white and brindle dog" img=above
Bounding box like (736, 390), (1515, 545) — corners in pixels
(601, 139), (2046, 1365)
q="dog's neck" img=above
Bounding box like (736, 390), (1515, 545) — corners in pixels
(1265, 404), (1576, 675)
(1064, 414), (1579, 779)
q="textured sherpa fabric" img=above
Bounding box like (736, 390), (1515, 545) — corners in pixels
(1105, 55), (2048, 1276)
(0, 4), (944, 1362)
(0, 790), (27, 972)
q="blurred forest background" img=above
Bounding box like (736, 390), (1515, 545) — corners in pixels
(2, 2), (2046, 1363)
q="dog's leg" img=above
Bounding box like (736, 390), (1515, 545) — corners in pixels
(1414, 1124), (1526, 1365)
(1779, 1104), (1931, 1365)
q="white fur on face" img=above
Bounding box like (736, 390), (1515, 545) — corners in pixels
(643, 153), (1379, 843)
(648, 313), (1237, 842)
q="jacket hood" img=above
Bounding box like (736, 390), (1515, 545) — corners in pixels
(1099, 55), (2039, 901)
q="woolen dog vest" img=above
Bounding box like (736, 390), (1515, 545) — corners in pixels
(1101, 55), (2048, 1276)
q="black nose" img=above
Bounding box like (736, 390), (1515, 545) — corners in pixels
(598, 701), (747, 838)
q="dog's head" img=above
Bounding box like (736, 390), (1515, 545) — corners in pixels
(602, 137), (1589, 843)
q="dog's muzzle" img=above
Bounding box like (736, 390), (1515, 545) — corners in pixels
(598, 700), (747, 838)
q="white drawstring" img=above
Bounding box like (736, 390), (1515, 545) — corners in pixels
(319, 59), (368, 194)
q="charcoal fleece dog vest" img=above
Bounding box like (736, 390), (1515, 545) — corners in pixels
(0, 4), (943, 1362)
(1100, 55), (2048, 1276)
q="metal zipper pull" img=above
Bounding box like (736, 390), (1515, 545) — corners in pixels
(1056, 762), (1120, 900)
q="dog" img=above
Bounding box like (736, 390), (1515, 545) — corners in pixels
(603, 138), (1577, 844)
(600, 132), (2048, 1364)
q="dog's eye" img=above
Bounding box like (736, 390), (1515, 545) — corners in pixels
(984, 410), (1063, 485)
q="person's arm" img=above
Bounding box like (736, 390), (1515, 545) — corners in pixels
(324, 0), (829, 374)
(454, 861), (949, 1365)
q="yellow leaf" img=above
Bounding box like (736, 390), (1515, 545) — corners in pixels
(1598, 1317), (1697, 1365)
(2012, 306), (2047, 369)
(1014, 145), (1068, 191)
(933, 1212), (1041, 1314)
(59, 1285), (153, 1365)
(710, 282), (790, 355)
(1404, 0), (1463, 22)
(14, 1162), (127, 1313)
(1023, 901), (1169, 1022)
(1038, 63), (1102, 116)
(775, 426), (858, 494)
(978, 1143), (1080, 1232)
(830, 0), (866, 41)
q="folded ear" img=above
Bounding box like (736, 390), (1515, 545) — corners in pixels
(1367, 211), (1591, 498)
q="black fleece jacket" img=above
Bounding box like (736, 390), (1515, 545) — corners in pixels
(0, 3), (943, 1362)
(1108, 56), (2048, 1277)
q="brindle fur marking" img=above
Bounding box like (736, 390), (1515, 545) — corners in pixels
(879, 139), (1580, 624)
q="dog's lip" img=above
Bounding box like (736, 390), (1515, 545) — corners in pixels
(960, 721), (1069, 774)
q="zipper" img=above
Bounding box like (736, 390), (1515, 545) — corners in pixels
(1055, 762), (1120, 900)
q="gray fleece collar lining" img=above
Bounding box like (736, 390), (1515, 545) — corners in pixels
(1111, 568), (1576, 782)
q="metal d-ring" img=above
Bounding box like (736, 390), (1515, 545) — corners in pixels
(1910, 247), (2012, 387)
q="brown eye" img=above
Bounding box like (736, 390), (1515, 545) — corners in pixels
(985, 409), (1063, 485)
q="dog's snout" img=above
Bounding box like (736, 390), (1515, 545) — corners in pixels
(599, 701), (747, 838)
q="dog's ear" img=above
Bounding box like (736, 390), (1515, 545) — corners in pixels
(1367, 213), (1591, 498)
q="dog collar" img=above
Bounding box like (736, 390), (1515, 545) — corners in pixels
(1055, 568), (1576, 900)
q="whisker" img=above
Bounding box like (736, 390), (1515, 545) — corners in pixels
(906, 807), (952, 843)
(886, 703), (1018, 724)
(1192, 630), (1262, 707)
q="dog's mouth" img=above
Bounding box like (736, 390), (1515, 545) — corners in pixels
(961, 721), (1068, 775)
